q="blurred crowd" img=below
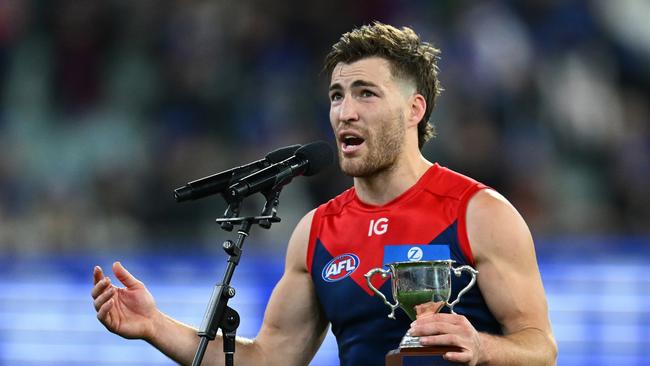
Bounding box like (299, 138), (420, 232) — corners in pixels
(0, 0), (648, 254)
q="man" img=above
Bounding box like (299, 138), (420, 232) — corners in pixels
(92, 22), (557, 365)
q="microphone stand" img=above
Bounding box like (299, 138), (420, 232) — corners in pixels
(190, 188), (282, 366)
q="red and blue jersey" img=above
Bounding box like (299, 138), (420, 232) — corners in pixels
(307, 164), (502, 366)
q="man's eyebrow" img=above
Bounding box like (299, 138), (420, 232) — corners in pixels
(329, 80), (380, 91)
(329, 83), (342, 92)
(351, 80), (379, 89)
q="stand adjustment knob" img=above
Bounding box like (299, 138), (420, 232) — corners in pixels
(223, 240), (235, 255)
(224, 286), (236, 298)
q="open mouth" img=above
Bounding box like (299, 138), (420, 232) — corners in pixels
(341, 134), (365, 154)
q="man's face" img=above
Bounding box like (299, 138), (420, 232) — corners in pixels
(329, 57), (413, 177)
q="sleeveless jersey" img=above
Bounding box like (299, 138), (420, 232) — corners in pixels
(307, 164), (502, 366)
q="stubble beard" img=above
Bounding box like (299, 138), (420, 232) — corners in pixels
(339, 115), (405, 178)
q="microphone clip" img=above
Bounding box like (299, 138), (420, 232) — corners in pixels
(258, 187), (283, 229)
(218, 200), (241, 232)
(215, 186), (282, 231)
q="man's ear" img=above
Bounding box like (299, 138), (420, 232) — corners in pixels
(407, 94), (426, 128)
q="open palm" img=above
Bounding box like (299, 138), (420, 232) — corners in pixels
(92, 262), (158, 340)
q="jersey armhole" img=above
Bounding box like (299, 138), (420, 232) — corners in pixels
(457, 184), (488, 268)
(306, 207), (323, 274)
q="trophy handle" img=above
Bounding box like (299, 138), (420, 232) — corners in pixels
(364, 268), (399, 319)
(446, 265), (478, 314)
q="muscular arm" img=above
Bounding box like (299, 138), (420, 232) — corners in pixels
(254, 210), (330, 365)
(468, 189), (557, 365)
(409, 189), (557, 365)
(94, 210), (328, 366)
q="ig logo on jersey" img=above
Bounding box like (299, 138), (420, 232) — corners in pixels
(368, 218), (389, 236)
(322, 253), (360, 282)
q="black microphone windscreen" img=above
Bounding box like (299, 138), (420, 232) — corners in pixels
(266, 144), (301, 163)
(295, 141), (334, 176)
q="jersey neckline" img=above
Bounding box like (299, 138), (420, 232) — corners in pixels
(350, 163), (440, 211)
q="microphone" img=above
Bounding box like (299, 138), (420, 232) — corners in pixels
(174, 144), (301, 202)
(228, 141), (334, 200)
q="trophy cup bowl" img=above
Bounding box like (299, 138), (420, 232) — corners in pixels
(365, 260), (478, 365)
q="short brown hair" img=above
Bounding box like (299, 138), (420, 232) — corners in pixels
(324, 22), (442, 149)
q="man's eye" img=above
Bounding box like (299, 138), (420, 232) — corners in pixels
(361, 90), (376, 97)
(330, 93), (342, 102)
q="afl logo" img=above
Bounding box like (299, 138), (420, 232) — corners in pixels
(322, 254), (360, 282)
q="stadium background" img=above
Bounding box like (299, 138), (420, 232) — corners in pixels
(0, 1), (648, 365)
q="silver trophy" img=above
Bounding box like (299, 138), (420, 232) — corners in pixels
(365, 260), (478, 349)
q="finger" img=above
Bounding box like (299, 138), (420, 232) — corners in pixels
(97, 298), (114, 322)
(113, 261), (142, 289)
(414, 312), (464, 324)
(418, 333), (463, 348)
(93, 266), (105, 285)
(410, 312), (460, 331)
(93, 286), (115, 311)
(91, 277), (112, 299)
(443, 350), (473, 364)
(409, 320), (461, 337)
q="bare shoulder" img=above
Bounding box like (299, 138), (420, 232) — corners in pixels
(465, 188), (535, 264)
(465, 188), (550, 330)
(466, 188), (522, 225)
(284, 209), (316, 273)
(464, 189), (556, 366)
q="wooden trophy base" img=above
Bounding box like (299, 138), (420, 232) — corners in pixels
(385, 345), (462, 366)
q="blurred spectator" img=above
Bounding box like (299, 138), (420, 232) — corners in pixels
(0, 0), (648, 254)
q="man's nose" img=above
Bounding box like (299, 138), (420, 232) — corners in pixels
(338, 95), (359, 122)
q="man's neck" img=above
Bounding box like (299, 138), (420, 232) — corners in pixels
(353, 154), (432, 206)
